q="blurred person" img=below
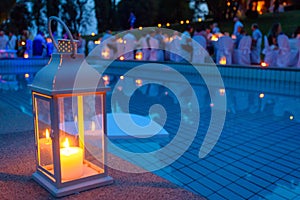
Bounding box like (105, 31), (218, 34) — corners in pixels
(7, 31), (17, 50)
(128, 12), (136, 29)
(123, 30), (137, 60)
(267, 23), (282, 49)
(0, 30), (9, 49)
(251, 23), (262, 64)
(211, 23), (221, 34)
(33, 31), (46, 56)
(233, 17), (244, 37)
(154, 28), (165, 61)
(180, 25), (194, 62)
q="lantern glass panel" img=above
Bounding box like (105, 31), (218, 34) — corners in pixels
(58, 93), (105, 183)
(34, 95), (54, 176)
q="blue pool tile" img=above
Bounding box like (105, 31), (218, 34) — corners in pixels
(224, 165), (248, 177)
(171, 170), (194, 185)
(170, 161), (185, 170)
(246, 174), (271, 188)
(205, 173), (232, 186)
(200, 160), (221, 171)
(197, 176), (223, 191)
(252, 170), (279, 183)
(260, 166), (287, 178)
(206, 156), (228, 168)
(177, 155), (196, 166)
(235, 178), (263, 194)
(266, 184), (298, 199)
(187, 181), (214, 197)
(217, 187), (244, 200)
(181, 167), (203, 180)
(207, 193), (226, 200)
(215, 168), (240, 182)
(226, 183), (254, 199)
(190, 163), (213, 176)
(231, 161), (256, 173)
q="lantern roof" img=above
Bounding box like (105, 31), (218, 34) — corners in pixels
(30, 53), (107, 95)
(30, 16), (107, 95)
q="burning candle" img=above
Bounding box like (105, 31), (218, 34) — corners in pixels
(60, 138), (83, 180)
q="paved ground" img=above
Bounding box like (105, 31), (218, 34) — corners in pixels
(0, 94), (204, 200)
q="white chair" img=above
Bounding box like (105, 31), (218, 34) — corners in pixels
(251, 37), (262, 64)
(192, 35), (207, 64)
(262, 35), (277, 67)
(233, 36), (252, 65)
(123, 33), (136, 60)
(216, 36), (234, 65)
(276, 34), (298, 67)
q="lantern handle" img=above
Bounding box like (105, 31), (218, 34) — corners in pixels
(48, 16), (76, 58)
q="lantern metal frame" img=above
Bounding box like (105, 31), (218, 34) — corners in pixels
(30, 16), (113, 197)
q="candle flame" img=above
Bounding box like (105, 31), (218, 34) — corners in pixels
(63, 138), (70, 148)
(46, 129), (50, 139)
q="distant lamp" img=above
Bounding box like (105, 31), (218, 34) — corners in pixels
(135, 50), (143, 60)
(158, 23), (162, 28)
(219, 56), (226, 65)
(24, 51), (29, 59)
(261, 62), (268, 67)
(30, 16), (113, 197)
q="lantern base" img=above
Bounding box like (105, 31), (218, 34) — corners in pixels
(32, 172), (113, 197)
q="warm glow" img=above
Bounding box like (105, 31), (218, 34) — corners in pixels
(120, 75), (124, 80)
(46, 38), (52, 43)
(94, 40), (101, 44)
(135, 51), (143, 60)
(139, 26), (143, 30)
(231, 35), (237, 40)
(261, 62), (268, 67)
(91, 32), (95, 36)
(211, 34), (219, 41)
(63, 138), (70, 148)
(135, 79), (142, 87)
(180, 20), (184, 24)
(259, 93), (264, 98)
(124, 40), (127, 44)
(101, 49), (110, 59)
(21, 41), (26, 46)
(158, 23), (162, 28)
(120, 56), (125, 60)
(166, 23), (170, 27)
(117, 38), (124, 43)
(227, 2), (231, 6)
(91, 121), (96, 131)
(102, 75), (109, 82)
(198, 18), (202, 22)
(46, 129), (50, 139)
(219, 89), (225, 96)
(290, 115), (294, 120)
(186, 20), (190, 24)
(257, 1), (265, 14)
(283, 2), (287, 6)
(24, 52), (29, 59)
(219, 56), (226, 65)
(24, 73), (30, 78)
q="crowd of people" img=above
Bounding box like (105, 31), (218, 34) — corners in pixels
(0, 29), (87, 58)
(1, 17), (300, 67)
(90, 18), (299, 67)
